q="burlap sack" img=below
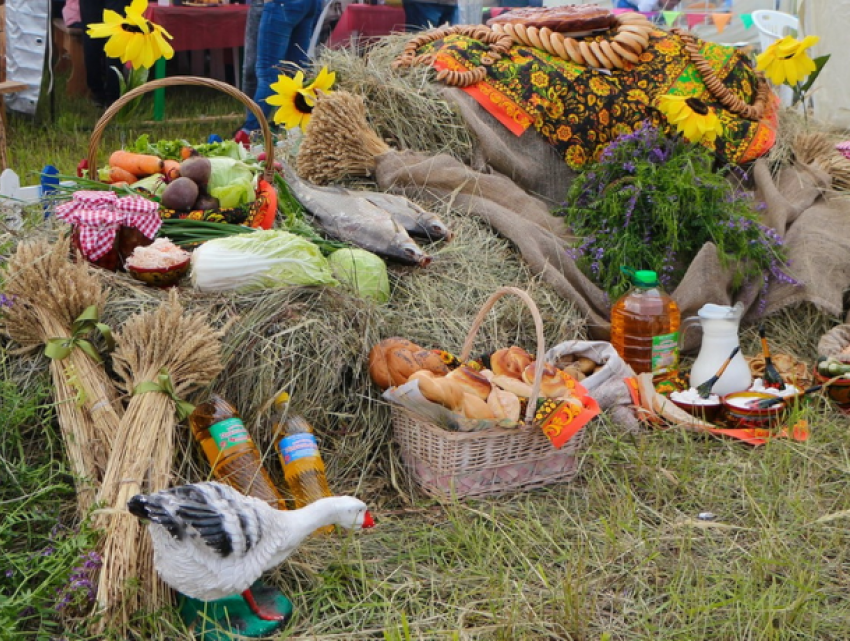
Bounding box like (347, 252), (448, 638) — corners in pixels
(818, 325), (850, 362)
(375, 149), (850, 352)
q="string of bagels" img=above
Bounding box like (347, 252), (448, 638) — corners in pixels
(393, 12), (770, 121)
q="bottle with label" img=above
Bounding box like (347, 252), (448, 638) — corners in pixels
(188, 395), (286, 510)
(273, 393), (333, 529)
(610, 268), (680, 381)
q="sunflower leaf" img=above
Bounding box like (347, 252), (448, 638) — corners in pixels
(795, 54), (831, 97)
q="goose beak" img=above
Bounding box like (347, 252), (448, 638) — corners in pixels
(361, 511), (375, 529)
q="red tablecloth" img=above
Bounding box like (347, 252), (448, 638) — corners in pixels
(144, 5), (249, 52)
(328, 4), (406, 48)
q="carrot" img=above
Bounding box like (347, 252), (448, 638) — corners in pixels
(109, 150), (164, 177)
(180, 146), (197, 160)
(162, 159), (181, 181)
(105, 166), (138, 185)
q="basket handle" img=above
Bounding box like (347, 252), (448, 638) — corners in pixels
(459, 287), (547, 425)
(86, 76), (275, 182)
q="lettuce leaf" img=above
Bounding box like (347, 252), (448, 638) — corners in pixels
(206, 157), (258, 208)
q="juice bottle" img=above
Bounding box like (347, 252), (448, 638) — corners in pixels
(610, 268), (680, 381)
(188, 395), (286, 510)
(273, 392), (333, 532)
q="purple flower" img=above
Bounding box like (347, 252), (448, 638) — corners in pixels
(0, 293), (13, 308)
(5, 569), (13, 578)
(54, 549), (101, 611)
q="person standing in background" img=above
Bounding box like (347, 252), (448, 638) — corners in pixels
(402, 0), (457, 32)
(62, 0), (83, 28)
(235, 0), (322, 145)
(241, 0), (263, 100)
(80, 0), (132, 108)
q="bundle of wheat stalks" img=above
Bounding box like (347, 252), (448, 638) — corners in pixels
(1, 237), (122, 514)
(93, 290), (223, 633)
(793, 131), (850, 192)
(296, 90), (390, 185)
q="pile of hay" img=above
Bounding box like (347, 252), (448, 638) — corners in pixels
(312, 36), (475, 164)
(0, 205), (584, 512)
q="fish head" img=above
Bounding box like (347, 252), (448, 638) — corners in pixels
(422, 219), (453, 242)
(389, 233), (432, 267)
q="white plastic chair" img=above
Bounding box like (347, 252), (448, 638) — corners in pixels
(752, 9), (799, 52)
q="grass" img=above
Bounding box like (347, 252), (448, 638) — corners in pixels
(7, 67), (245, 183)
(3, 66), (850, 640)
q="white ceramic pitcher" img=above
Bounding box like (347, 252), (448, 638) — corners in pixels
(681, 302), (752, 397)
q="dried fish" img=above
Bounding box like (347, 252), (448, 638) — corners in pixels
(356, 191), (452, 241)
(282, 164), (432, 267)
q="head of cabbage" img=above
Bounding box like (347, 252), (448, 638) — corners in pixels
(328, 248), (390, 303)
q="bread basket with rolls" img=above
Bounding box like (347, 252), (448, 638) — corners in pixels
(376, 287), (599, 500)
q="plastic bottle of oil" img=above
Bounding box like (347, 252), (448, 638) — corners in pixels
(273, 392), (333, 530)
(188, 395), (286, 510)
(610, 268), (680, 381)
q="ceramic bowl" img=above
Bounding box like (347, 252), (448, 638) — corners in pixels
(669, 396), (723, 423)
(721, 391), (787, 428)
(813, 368), (850, 412)
(127, 257), (190, 288)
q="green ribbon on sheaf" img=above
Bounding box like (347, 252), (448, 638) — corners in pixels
(132, 368), (196, 421)
(44, 305), (114, 363)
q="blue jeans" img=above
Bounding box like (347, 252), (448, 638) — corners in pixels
(241, 0), (264, 100)
(402, 1), (457, 32)
(242, 0), (322, 133)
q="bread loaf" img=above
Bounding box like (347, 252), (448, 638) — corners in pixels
(408, 370), (464, 411)
(491, 374), (534, 399)
(368, 338), (448, 389)
(445, 365), (492, 400)
(522, 361), (570, 399)
(412, 349), (450, 377)
(486, 5), (616, 34)
(490, 346), (533, 380)
(487, 387), (522, 423)
(460, 392), (497, 420)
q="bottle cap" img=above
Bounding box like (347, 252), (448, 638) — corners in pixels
(633, 270), (659, 287)
(273, 391), (290, 408)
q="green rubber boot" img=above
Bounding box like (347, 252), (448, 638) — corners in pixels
(178, 583), (293, 640)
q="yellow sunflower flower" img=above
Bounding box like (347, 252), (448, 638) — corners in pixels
(306, 66), (336, 98)
(267, 67), (336, 131)
(657, 95), (723, 144)
(756, 35), (820, 87)
(86, 0), (173, 70)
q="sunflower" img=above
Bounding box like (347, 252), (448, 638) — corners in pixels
(756, 35), (820, 87)
(267, 67), (336, 131)
(86, 0), (173, 70)
(657, 95), (723, 144)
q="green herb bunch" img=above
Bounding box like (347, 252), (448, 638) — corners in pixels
(556, 122), (796, 302)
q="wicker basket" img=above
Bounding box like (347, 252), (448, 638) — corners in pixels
(391, 287), (588, 499)
(85, 76), (278, 230)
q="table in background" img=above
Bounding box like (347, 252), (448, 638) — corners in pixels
(328, 4), (406, 50)
(144, 4), (249, 121)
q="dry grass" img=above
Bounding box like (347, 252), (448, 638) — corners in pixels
(314, 37), (475, 163)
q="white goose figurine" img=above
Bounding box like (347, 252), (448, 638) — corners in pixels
(128, 481), (374, 620)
